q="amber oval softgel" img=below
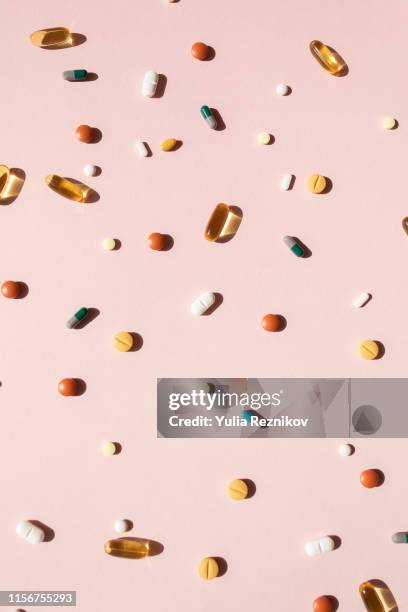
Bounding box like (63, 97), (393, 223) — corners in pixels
(205, 203), (242, 242)
(104, 538), (149, 559)
(45, 174), (89, 203)
(309, 40), (346, 75)
(30, 27), (72, 48)
(359, 580), (398, 612)
(0, 165), (10, 201)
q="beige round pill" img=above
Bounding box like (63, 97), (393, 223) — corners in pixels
(102, 237), (116, 251)
(359, 340), (380, 360)
(382, 116), (397, 130)
(308, 174), (327, 194)
(199, 557), (219, 580)
(114, 332), (133, 352)
(258, 131), (271, 145)
(102, 442), (117, 456)
(228, 479), (248, 500)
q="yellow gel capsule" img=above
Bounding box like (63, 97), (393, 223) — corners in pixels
(359, 580), (398, 612)
(30, 27), (72, 48)
(104, 538), (149, 559)
(228, 479), (248, 500)
(161, 138), (177, 152)
(0, 165), (10, 201)
(45, 174), (89, 203)
(205, 203), (242, 242)
(199, 557), (219, 580)
(309, 40), (347, 76)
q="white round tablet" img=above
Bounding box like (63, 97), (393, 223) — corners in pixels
(338, 443), (354, 457)
(83, 164), (100, 177)
(102, 237), (116, 251)
(114, 519), (132, 533)
(276, 83), (291, 96)
(257, 131), (271, 145)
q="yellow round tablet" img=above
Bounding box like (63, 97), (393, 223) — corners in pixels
(199, 557), (219, 580)
(308, 174), (327, 193)
(102, 237), (116, 251)
(228, 479), (248, 500)
(161, 138), (177, 152)
(114, 332), (133, 352)
(359, 340), (380, 360)
(102, 442), (117, 456)
(257, 131), (271, 145)
(382, 116), (397, 130)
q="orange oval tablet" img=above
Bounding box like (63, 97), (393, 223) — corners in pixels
(76, 124), (94, 143)
(148, 232), (166, 251)
(313, 596), (335, 612)
(58, 378), (79, 397)
(1, 280), (20, 299)
(360, 469), (383, 488)
(262, 314), (282, 332)
(191, 42), (209, 60)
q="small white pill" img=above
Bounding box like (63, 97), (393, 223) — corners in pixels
(258, 131), (271, 145)
(191, 292), (216, 316)
(102, 237), (116, 251)
(281, 173), (294, 191)
(16, 520), (45, 544)
(382, 116), (397, 130)
(83, 164), (100, 177)
(142, 70), (159, 97)
(353, 292), (371, 308)
(136, 141), (149, 157)
(276, 83), (291, 96)
(102, 441), (117, 456)
(114, 519), (132, 533)
(305, 536), (335, 557)
(338, 443), (354, 457)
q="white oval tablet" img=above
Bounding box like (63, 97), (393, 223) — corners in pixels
(136, 141), (148, 157)
(353, 292), (371, 308)
(142, 71), (159, 97)
(114, 519), (132, 533)
(338, 443), (354, 457)
(83, 164), (100, 177)
(305, 536), (335, 557)
(281, 173), (294, 191)
(276, 83), (291, 96)
(191, 292), (216, 316)
(16, 520), (45, 544)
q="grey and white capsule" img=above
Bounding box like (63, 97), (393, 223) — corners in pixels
(392, 532), (408, 543)
(62, 69), (88, 82)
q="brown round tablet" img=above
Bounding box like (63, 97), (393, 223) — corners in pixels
(76, 124), (94, 143)
(360, 469), (383, 488)
(58, 378), (79, 397)
(191, 42), (209, 60)
(1, 280), (20, 299)
(148, 232), (166, 251)
(262, 314), (282, 332)
(313, 596), (334, 612)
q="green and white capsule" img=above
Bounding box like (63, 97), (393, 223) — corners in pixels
(392, 532), (408, 543)
(283, 235), (304, 257)
(62, 69), (88, 82)
(200, 105), (217, 129)
(66, 307), (88, 329)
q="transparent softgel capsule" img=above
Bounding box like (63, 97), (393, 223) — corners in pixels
(204, 203), (242, 242)
(359, 580), (398, 612)
(104, 538), (149, 559)
(45, 174), (90, 203)
(30, 27), (72, 48)
(309, 40), (347, 76)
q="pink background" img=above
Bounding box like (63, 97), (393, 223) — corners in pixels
(1, 0), (408, 609)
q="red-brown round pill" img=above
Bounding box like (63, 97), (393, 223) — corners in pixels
(1, 280), (20, 299)
(76, 124), (94, 143)
(262, 314), (282, 332)
(360, 469), (383, 488)
(58, 378), (79, 397)
(191, 42), (209, 60)
(148, 232), (166, 251)
(313, 596), (335, 612)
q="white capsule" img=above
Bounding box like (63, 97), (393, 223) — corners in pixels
(353, 292), (371, 308)
(281, 173), (294, 191)
(83, 164), (100, 177)
(305, 536), (335, 557)
(16, 520), (45, 544)
(114, 519), (132, 534)
(276, 83), (291, 96)
(136, 140), (149, 157)
(191, 292), (216, 316)
(338, 443), (354, 457)
(142, 71), (159, 97)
